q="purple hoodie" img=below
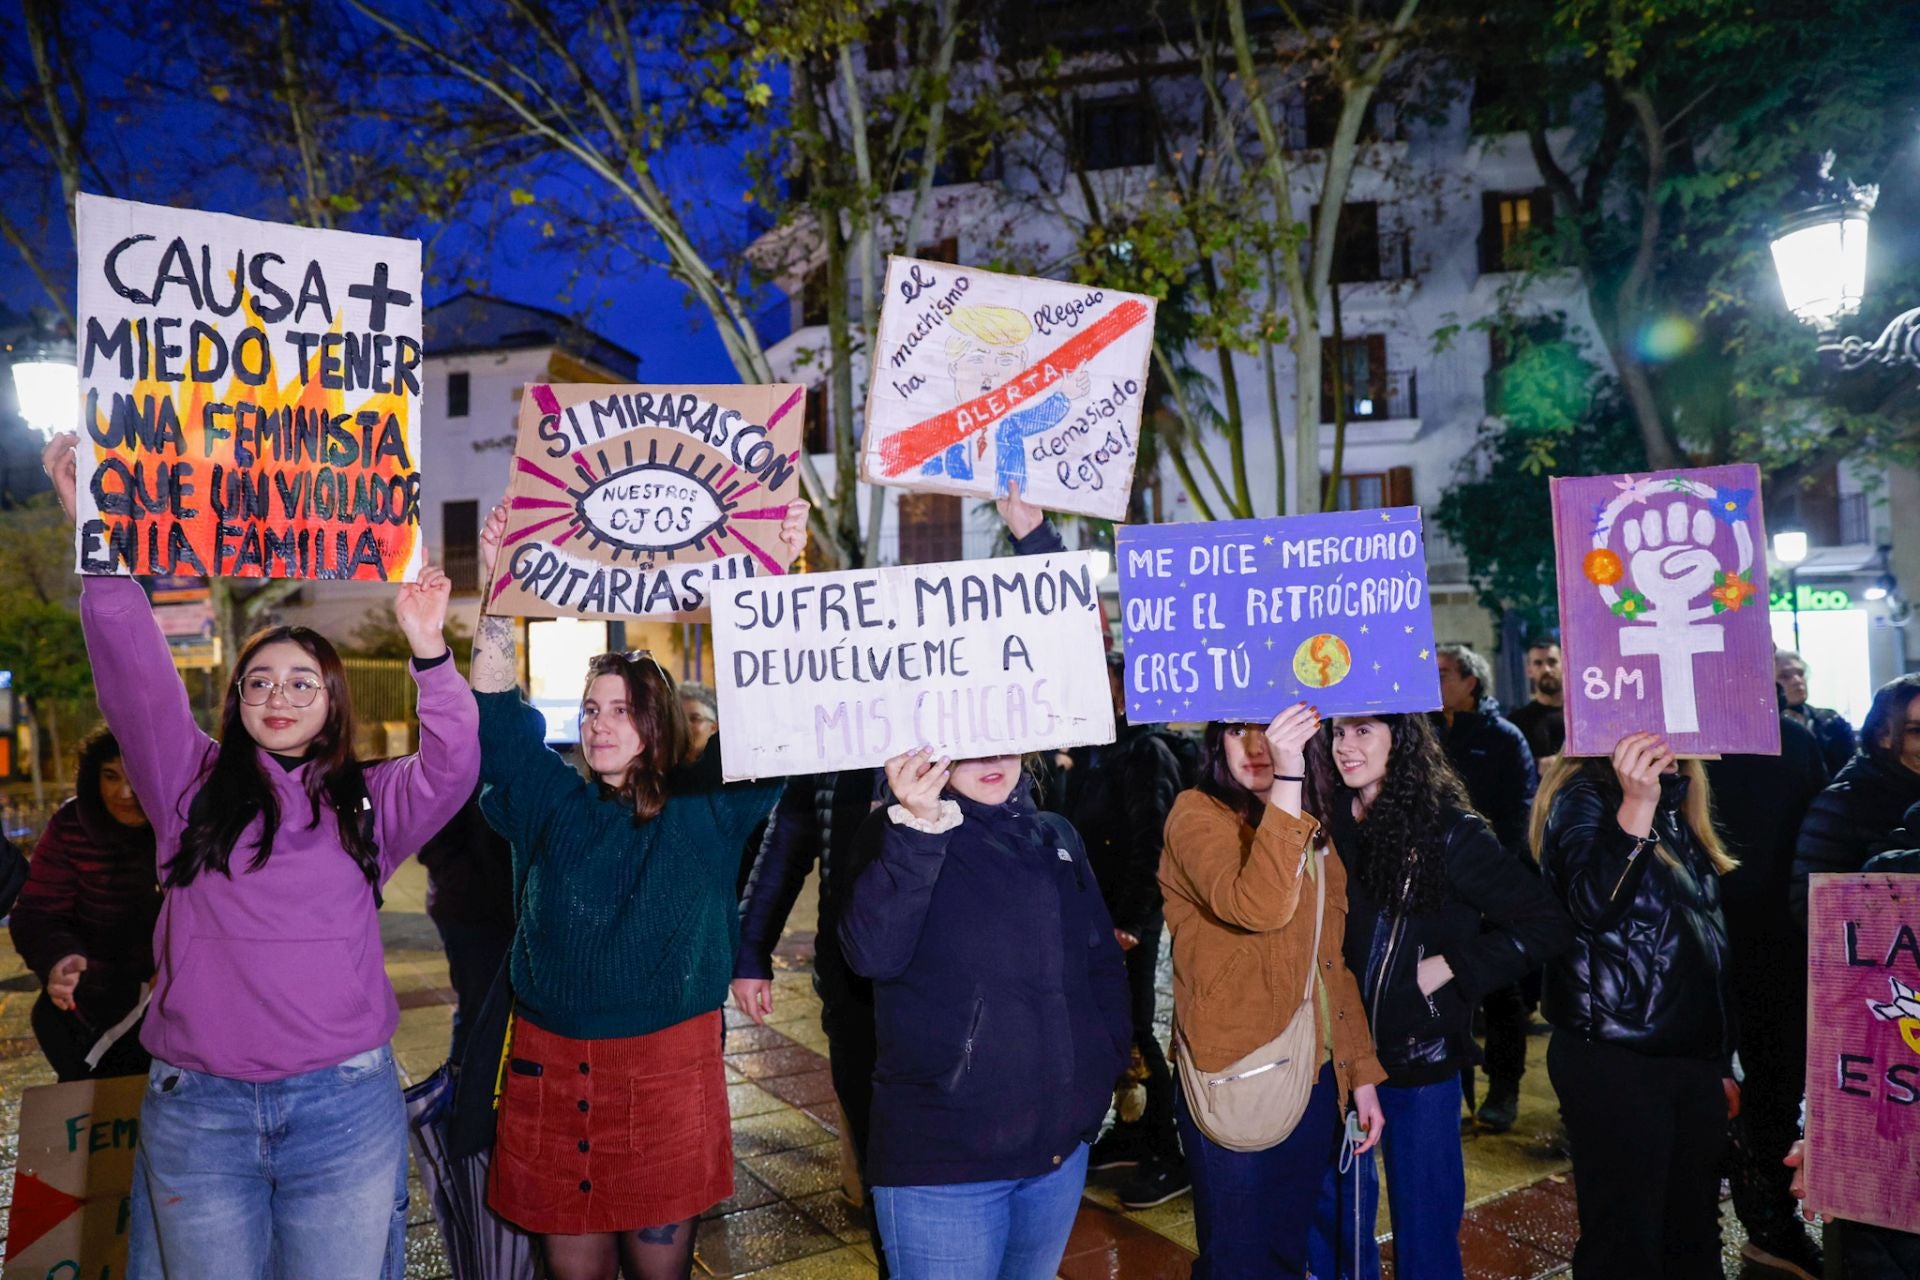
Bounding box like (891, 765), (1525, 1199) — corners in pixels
(81, 576), (480, 1081)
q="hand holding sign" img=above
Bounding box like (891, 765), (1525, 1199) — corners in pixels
(1263, 702), (1322, 776)
(996, 479), (1044, 541)
(394, 556), (453, 660)
(885, 747), (952, 824)
(41, 432), (79, 522)
(777, 500), (810, 566)
(480, 500), (509, 586)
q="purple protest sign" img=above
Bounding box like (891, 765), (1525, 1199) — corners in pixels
(1550, 464), (1780, 757)
(1117, 509), (1440, 724)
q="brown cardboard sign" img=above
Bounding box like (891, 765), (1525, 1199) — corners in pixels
(2, 1075), (146, 1280)
(487, 382), (804, 621)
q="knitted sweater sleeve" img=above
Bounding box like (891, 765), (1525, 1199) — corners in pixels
(672, 734), (783, 853)
(476, 688), (582, 859)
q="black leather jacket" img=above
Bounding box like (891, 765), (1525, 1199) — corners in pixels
(1338, 805), (1572, 1086)
(1540, 774), (1734, 1063)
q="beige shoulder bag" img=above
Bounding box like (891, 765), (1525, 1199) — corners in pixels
(1174, 847), (1327, 1153)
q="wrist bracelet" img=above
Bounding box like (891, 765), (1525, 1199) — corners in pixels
(1275, 773), (1306, 783)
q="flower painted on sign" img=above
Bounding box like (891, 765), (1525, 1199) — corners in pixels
(1709, 487), (1753, 527)
(1709, 570), (1757, 614)
(1584, 548), (1625, 586)
(1610, 589), (1649, 619)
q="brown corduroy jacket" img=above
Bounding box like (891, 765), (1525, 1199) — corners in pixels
(1159, 790), (1386, 1106)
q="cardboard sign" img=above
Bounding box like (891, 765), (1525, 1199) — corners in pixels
(488, 383), (804, 621)
(74, 193), (423, 581)
(2, 1075), (145, 1280)
(710, 551), (1115, 779)
(859, 256), (1155, 521)
(1804, 873), (1920, 1234)
(1116, 509), (1440, 723)
(1550, 464), (1779, 756)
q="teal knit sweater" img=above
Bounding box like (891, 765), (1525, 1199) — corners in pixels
(477, 690), (783, 1040)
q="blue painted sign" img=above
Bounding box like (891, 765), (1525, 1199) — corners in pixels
(1117, 508), (1441, 723)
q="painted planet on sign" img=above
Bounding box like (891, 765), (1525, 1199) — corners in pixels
(1291, 634), (1352, 688)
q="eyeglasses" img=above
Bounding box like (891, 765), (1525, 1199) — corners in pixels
(237, 675), (324, 707)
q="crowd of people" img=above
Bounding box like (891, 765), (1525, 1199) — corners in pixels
(5, 427), (1920, 1280)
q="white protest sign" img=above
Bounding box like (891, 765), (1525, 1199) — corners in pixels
(74, 193), (423, 581)
(710, 552), (1116, 779)
(859, 256), (1155, 521)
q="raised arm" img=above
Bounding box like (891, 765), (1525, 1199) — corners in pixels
(43, 433), (212, 848)
(1539, 745), (1668, 934)
(839, 749), (956, 981)
(470, 502), (519, 694)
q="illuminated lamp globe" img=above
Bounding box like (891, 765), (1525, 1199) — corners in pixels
(7, 333), (77, 442)
(1769, 200), (1871, 330)
(1772, 528), (1809, 567)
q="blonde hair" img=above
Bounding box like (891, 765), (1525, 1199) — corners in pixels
(1528, 755), (1736, 875)
(945, 304), (1033, 360)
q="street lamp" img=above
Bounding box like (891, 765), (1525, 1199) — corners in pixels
(1769, 198), (1871, 329)
(6, 327), (77, 442)
(1773, 525), (1809, 651)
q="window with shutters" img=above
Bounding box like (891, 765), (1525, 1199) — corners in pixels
(896, 493), (964, 564)
(1479, 191), (1554, 274)
(1073, 97), (1153, 171)
(443, 500), (479, 592)
(447, 371), (470, 419)
(1324, 467), (1414, 512)
(1321, 336), (1389, 422)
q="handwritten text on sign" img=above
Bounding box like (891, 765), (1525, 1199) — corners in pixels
(859, 256), (1156, 522)
(73, 193), (423, 581)
(1, 1074), (145, 1280)
(488, 383), (803, 621)
(1803, 874), (1920, 1235)
(710, 552), (1116, 779)
(1550, 464), (1779, 756)
(1117, 509), (1441, 723)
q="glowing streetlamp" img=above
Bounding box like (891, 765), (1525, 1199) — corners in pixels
(6, 329), (77, 442)
(1769, 199), (1871, 330)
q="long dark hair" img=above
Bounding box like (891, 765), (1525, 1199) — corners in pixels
(581, 652), (686, 823)
(1306, 714), (1471, 915)
(1197, 722), (1268, 827)
(173, 626), (376, 892)
(1862, 675), (1920, 772)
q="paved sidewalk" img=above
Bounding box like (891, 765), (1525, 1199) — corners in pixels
(0, 860), (1780, 1277)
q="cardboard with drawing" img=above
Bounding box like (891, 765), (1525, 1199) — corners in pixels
(709, 551), (1115, 780)
(1551, 464), (1780, 757)
(488, 382), (804, 621)
(73, 193), (424, 582)
(859, 256), (1156, 521)
(1, 1075), (144, 1280)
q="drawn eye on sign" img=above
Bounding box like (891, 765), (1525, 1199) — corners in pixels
(1550, 463), (1778, 757)
(491, 382), (804, 622)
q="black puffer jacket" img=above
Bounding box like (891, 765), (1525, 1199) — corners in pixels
(1539, 773), (1734, 1064)
(1432, 698), (1538, 857)
(1336, 804), (1572, 1086)
(1792, 753), (1920, 923)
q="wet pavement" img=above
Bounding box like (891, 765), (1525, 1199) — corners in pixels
(0, 860), (1800, 1277)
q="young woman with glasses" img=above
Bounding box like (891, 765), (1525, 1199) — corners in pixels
(469, 498), (807, 1280)
(40, 432), (480, 1278)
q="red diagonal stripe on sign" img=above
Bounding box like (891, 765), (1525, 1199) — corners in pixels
(875, 299), (1150, 475)
(4, 1171), (86, 1258)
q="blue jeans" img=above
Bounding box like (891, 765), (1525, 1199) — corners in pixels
(127, 1046), (409, 1279)
(872, 1143), (1088, 1279)
(1307, 1078), (1465, 1280)
(1176, 1061), (1342, 1279)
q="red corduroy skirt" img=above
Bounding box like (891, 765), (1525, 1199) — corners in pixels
(488, 1009), (732, 1234)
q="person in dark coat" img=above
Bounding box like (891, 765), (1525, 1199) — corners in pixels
(1305, 713), (1571, 1280)
(1432, 643), (1540, 1130)
(8, 728), (160, 1081)
(1507, 640), (1566, 763)
(1792, 674), (1920, 923)
(417, 789), (518, 1063)
(1705, 706), (1828, 1279)
(1536, 736), (1740, 1280)
(840, 748), (1130, 1280)
(1775, 650), (1859, 777)
(1060, 653), (1191, 1209)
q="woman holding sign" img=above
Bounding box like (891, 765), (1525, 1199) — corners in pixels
(1159, 708), (1385, 1278)
(1534, 734), (1738, 1279)
(469, 498), (803, 1280)
(839, 746), (1131, 1280)
(40, 431), (480, 1279)
(1302, 713), (1570, 1280)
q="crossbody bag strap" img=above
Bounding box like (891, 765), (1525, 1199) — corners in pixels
(1301, 844), (1328, 1002)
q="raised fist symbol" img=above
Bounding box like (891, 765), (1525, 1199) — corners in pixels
(1621, 501), (1721, 619)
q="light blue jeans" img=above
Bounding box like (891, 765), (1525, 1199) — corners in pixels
(872, 1143), (1089, 1280)
(127, 1046), (408, 1279)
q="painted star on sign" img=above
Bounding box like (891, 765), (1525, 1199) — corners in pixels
(1419, 648), (1430, 660)
(1267, 678), (1276, 687)
(1393, 682), (1401, 691)
(1404, 625), (1415, 634)
(1359, 624), (1369, 634)
(1380, 511), (1392, 521)
(1372, 661), (1381, 672)
(1264, 637), (1275, 649)
(1263, 535), (1274, 545)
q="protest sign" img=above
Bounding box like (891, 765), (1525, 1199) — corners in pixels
(1550, 464), (1778, 756)
(2, 1075), (144, 1280)
(487, 382), (804, 622)
(709, 551), (1114, 779)
(74, 193), (423, 581)
(859, 256), (1155, 521)
(1116, 509), (1440, 723)
(1803, 873), (1920, 1234)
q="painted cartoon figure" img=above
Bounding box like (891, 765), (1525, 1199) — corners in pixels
(1581, 476), (1760, 736)
(922, 304), (1089, 494)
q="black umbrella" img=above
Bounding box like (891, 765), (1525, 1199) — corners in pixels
(404, 1062), (538, 1280)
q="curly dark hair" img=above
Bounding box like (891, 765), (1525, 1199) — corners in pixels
(1306, 714), (1472, 915)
